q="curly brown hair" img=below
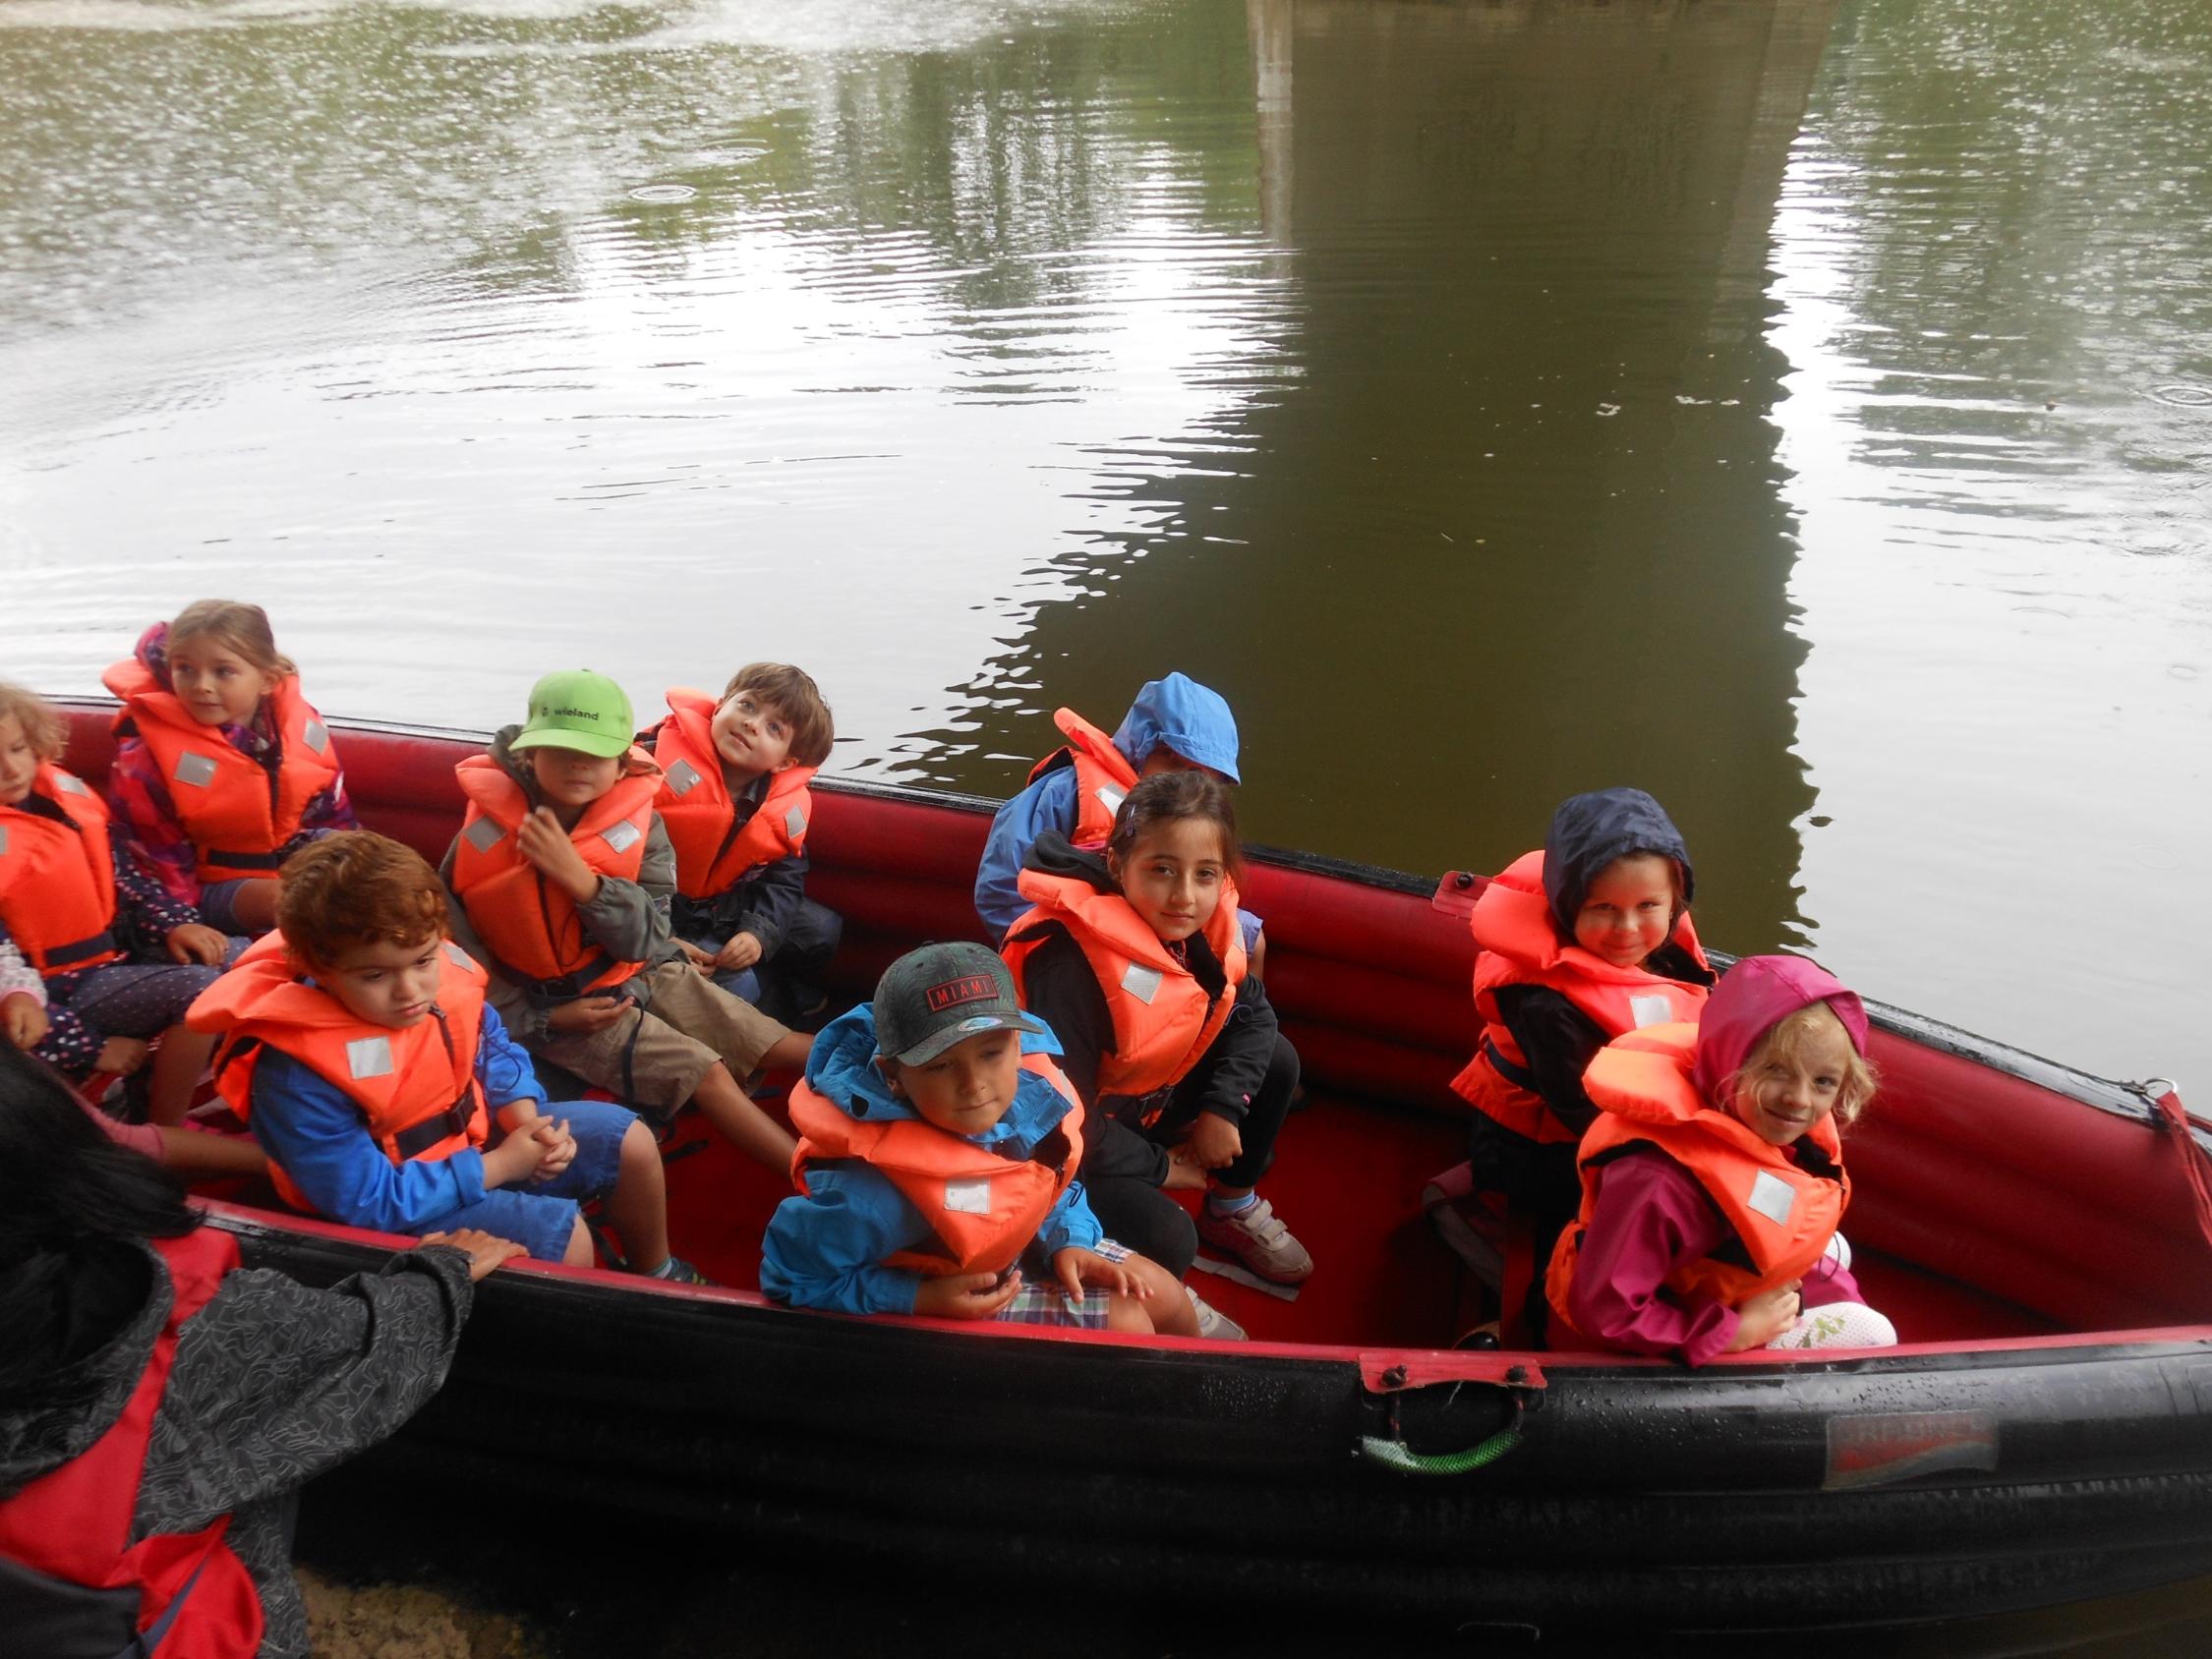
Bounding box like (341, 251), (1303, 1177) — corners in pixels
(277, 831), (447, 969)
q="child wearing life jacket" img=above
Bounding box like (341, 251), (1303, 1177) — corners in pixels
(190, 830), (706, 1280)
(974, 672), (1265, 969)
(1545, 954), (1898, 1363)
(441, 669), (812, 1174)
(0, 682), (230, 1126)
(1451, 787), (1715, 1328)
(641, 663), (843, 1024)
(1003, 770), (1310, 1312)
(761, 942), (1196, 1334)
(102, 601), (358, 937)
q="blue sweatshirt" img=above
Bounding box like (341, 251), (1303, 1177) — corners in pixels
(759, 1005), (1103, 1315)
(973, 672), (1247, 943)
(245, 1001), (547, 1233)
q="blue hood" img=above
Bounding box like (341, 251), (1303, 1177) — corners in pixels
(1111, 673), (1241, 783)
(1541, 787), (1695, 937)
(803, 1004), (1071, 1154)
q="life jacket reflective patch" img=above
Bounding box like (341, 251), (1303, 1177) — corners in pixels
(666, 759), (702, 796)
(463, 817), (505, 852)
(54, 773), (90, 797)
(173, 751), (219, 788)
(1630, 993), (1676, 1028)
(785, 805), (807, 839)
(944, 1177), (992, 1216)
(1121, 962), (1163, 1004)
(346, 1036), (395, 1081)
(602, 820), (643, 855)
(303, 719), (329, 754)
(1094, 783), (1127, 818)
(1747, 1170), (1797, 1226)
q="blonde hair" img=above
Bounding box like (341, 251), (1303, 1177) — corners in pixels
(168, 601), (296, 678)
(0, 681), (67, 764)
(1727, 1002), (1880, 1130)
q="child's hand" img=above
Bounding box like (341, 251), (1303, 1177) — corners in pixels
(545, 997), (629, 1035)
(715, 932), (765, 972)
(1186, 1111), (1243, 1171)
(2, 992), (48, 1052)
(483, 1129), (549, 1189)
(676, 940), (717, 973)
(164, 923), (228, 965)
(97, 1035), (149, 1076)
(1052, 1247), (1144, 1308)
(1162, 1149), (1208, 1192)
(418, 1228), (528, 1283)
(515, 808), (602, 903)
(528, 1116), (577, 1181)
(913, 1269), (1024, 1320)
(1728, 1281), (1804, 1351)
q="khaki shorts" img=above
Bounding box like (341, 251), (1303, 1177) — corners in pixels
(529, 959), (793, 1117)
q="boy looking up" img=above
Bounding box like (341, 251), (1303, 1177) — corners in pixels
(643, 664), (842, 1023)
(189, 831), (703, 1280)
(442, 670), (810, 1173)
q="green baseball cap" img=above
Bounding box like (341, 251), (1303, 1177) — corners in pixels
(509, 669), (635, 759)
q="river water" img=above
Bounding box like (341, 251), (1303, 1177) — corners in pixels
(4, 0), (2210, 1647)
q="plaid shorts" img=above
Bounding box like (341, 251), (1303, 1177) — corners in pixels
(996, 1239), (1135, 1329)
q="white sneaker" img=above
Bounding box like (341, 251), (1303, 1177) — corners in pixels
(1188, 1287), (1247, 1341)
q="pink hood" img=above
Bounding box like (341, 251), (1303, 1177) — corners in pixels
(1691, 954), (1868, 1107)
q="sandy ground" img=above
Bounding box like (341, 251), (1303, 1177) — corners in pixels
(300, 1569), (543, 1659)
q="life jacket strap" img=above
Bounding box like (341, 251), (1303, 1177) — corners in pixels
(392, 1095), (476, 1160)
(523, 952), (618, 1001)
(1479, 1036), (1540, 1094)
(41, 930), (121, 969)
(201, 846), (290, 872)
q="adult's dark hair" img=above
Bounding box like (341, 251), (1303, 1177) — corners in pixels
(0, 1047), (198, 1391)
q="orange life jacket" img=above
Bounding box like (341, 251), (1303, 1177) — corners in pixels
(0, 765), (125, 974)
(101, 659), (342, 884)
(1544, 1021), (1848, 1328)
(0, 1228), (264, 1659)
(1001, 867), (1245, 1106)
(447, 753), (659, 997)
(1025, 709), (1137, 850)
(190, 933), (492, 1216)
(1450, 849), (1711, 1144)
(789, 1052), (1086, 1278)
(649, 688), (817, 901)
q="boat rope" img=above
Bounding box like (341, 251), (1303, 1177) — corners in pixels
(1357, 1426), (1523, 1476)
(2151, 1084), (2212, 1253)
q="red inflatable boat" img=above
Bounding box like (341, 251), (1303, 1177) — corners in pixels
(49, 702), (2212, 1633)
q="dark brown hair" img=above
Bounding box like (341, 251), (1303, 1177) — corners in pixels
(722, 662), (835, 769)
(277, 831), (447, 968)
(1106, 770), (1242, 877)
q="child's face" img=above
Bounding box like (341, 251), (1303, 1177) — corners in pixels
(529, 745), (620, 814)
(0, 715), (35, 806)
(169, 638), (277, 727)
(884, 1028), (1021, 1137)
(1572, 853), (1678, 969)
(1110, 818), (1227, 944)
(318, 936), (445, 1029)
(1730, 1015), (1854, 1147)
(710, 689), (794, 780)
